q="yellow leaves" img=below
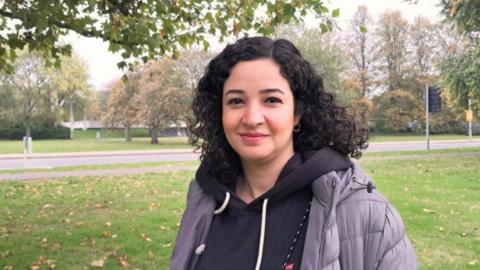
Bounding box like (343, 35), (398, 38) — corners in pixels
(148, 202), (158, 211)
(141, 233), (152, 242)
(161, 242), (172, 248)
(469, 259), (479, 265)
(94, 203), (108, 209)
(1, 251), (13, 258)
(438, 227), (445, 232)
(90, 257), (106, 268)
(423, 208), (436, 213)
(29, 256), (56, 270)
(91, 248), (130, 269)
(117, 255), (129, 268)
(104, 222), (112, 227)
(102, 231), (113, 238)
(43, 204), (54, 209)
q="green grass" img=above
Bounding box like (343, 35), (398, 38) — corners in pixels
(0, 137), (191, 154)
(0, 160), (200, 174)
(0, 171), (191, 270)
(0, 150), (479, 269)
(369, 133), (480, 142)
(358, 153), (480, 270)
(72, 129), (151, 140)
(362, 147), (480, 159)
(1, 133), (478, 154)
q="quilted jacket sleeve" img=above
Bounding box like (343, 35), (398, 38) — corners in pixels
(374, 202), (417, 270)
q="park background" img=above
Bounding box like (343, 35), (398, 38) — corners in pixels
(1, 0), (479, 269)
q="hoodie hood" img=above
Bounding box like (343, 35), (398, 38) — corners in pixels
(195, 147), (353, 211)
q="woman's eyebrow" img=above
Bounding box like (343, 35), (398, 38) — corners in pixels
(224, 89), (244, 96)
(259, 88), (285, 95)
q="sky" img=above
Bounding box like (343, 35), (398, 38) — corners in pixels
(72, 0), (444, 92)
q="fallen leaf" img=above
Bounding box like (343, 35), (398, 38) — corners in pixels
(423, 208), (436, 213)
(469, 260), (478, 265)
(460, 232), (467, 237)
(438, 227), (445, 232)
(117, 255), (129, 268)
(102, 231), (112, 238)
(104, 222), (112, 227)
(90, 258), (105, 268)
(3, 266), (13, 270)
(30, 263), (41, 270)
(47, 259), (56, 270)
(141, 233), (152, 242)
(161, 243), (172, 248)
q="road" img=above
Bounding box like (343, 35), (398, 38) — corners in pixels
(0, 140), (479, 170)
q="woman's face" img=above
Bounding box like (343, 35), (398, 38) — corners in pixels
(222, 58), (300, 165)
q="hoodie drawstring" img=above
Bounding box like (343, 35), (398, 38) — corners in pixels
(214, 192), (231, 215)
(211, 192), (269, 270)
(255, 198), (269, 270)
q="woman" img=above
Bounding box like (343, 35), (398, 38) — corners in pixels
(171, 37), (417, 270)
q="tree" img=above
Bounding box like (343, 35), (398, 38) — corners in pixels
(3, 52), (52, 137)
(135, 58), (189, 144)
(375, 10), (409, 92)
(438, 0), (480, 112)
(104, 73), (141, 142)
(0, 0), (335, 74)
(439, 44), (480, 112)
(275, 25), (356, 104)
(440, 0), (480, 37)
(345, 6), (376, 98)
(48, 55), (92, 124)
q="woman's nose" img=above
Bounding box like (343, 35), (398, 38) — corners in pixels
(241, 103), (264, 127)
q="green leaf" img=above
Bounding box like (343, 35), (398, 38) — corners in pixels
(332, 8), (340, 18)
(360, 25), (367, 33)
(283, 3), (295, 17)
(320, 23), (329, 33)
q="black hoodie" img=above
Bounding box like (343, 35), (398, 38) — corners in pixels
(194, 148), (352, 270)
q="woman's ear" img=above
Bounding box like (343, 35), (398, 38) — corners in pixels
(294, 114), (301, 126)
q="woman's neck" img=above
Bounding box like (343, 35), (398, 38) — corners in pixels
(238, 151), (294, 202)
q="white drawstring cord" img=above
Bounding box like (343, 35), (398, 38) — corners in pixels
(214, 192), (231, 215)
(255, 198), (269, 270)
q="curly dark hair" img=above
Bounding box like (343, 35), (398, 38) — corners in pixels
(190, 36), (368, 182)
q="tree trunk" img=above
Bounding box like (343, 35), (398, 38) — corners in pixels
(150, 126), (159, 144)
(124, 124), (132, 142)
(26, 125), (31, 138)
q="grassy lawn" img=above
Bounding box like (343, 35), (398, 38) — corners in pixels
(1, 133), (478, 155)
(72, 129), (151, 140)
(0, 150), (479, 269)
(369, 133), (480, 142)
(0, 137), (191, 154)
(0, 160), (200, 174)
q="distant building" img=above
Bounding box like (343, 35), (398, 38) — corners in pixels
(61, 121), (188, 137)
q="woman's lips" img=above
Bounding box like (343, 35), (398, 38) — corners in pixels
(239, 133), (267, 145)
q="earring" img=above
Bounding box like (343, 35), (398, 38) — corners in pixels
(293, 123), (301, 133)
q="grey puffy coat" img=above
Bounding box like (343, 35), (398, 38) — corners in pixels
(171, 162), (417, 270)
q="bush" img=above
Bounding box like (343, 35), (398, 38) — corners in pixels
(0, 122), (70, 140)
(372, 90), (423, 133)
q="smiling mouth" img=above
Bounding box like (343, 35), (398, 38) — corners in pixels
(239, 133), (267, 144)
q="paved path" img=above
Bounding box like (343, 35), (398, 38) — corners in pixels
(1, 140), (479, 171)
(0, 149), (199, 170)
(1, 150), (479, 181)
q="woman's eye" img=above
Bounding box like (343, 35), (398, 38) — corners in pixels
(227, 98), (243, 105)
(265, 97), (283, 104)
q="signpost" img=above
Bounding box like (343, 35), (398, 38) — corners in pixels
(467, 99), (473, 141)
(425, 85), (442, 150)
